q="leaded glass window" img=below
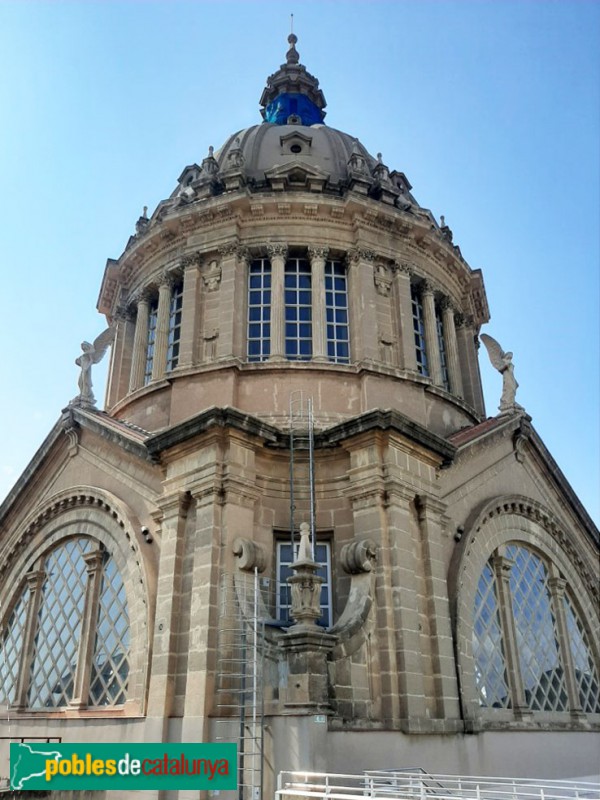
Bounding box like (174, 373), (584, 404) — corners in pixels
(507, 544), (568, 712)
(564, 593), (600, 713)
(325, 260), (350, 363)
(144, 297), (159, 384)
(285, 257), (312, 361)
(0, 537), (131, 711)
(0, 586), (28, 707)
(473, 562), (511, 708)
(470, 543), (600, 719)
(411, 286), (428, 376)
(435, 306), (449, 390)
(166, 282), (183, 371)
(247, 259), (271, 362)
(28, 538), (94, 708)
(89, 555), (130, 706)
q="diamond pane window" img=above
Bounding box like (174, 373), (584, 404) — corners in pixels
(435, 306), (449, 390)
(247, 259), (271, 362)
(325, 260), (350, 363)
(411, 286), (428, 376)
(144, 297), (159, 384)
(89, 555), (130, 706)
(507, 544), (568, 711)
(277, 540), (331, 627)
(28, 538), (94, 708)
(166, 282), (183, 371)
(564, 593), (600, 713)
(0, 586), (28, 707)
(285, 258), (312, 361)
(472, 562), (511, 708)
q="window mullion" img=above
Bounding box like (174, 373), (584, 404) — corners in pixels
(69, 549), (105, 709)
(548, 574), (585, 719)
(11, 568), (45, 710)
(491, 552), (531, 719)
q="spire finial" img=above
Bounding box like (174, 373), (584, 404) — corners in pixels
(290, 12), (294, 35)
(286, 30), (299, 65)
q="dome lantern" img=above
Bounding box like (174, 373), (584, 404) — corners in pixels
(259, 33), (327, 126)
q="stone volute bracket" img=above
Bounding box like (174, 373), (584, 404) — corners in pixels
(232, 537), (267, 572)
(330, 538), (378, 656)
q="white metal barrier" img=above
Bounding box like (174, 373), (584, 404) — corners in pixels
(276, 770), (600, 800)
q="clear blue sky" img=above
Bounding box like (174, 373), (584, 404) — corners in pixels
(0, 1), (598, 524)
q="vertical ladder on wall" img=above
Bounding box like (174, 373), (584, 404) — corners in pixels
(214, 569), (271, 800)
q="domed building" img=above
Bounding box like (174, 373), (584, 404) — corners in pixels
(0, 35), (598, 799)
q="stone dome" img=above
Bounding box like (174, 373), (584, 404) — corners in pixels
(214, 123), (379, 191)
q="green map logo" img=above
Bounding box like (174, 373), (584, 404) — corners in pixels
(10, 742), (237, 791)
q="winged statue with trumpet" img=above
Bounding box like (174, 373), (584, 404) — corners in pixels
(480, 333), (523, 414)
(72, 326), (115, 408)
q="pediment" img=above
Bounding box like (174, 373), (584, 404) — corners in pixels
(264, 159), (330, 192)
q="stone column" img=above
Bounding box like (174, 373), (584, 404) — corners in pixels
(177, 253), (202, 369)
(129, 294), (150, 391)
(492, 551), (530, 718)
(421, 281), (443, 386)
(70, 549), (104, 709)
(151, 273), (173, 381)
(308, 245), (329, 362)
(146, 491), (191, 740)
(106, 305), (136, 407)
(217, 242), (245, 360)
(385, 485), (428, 729)
(415, 496), (461, 722)
(267, 243), (287, 361)
(548, 574), (585, 720)
(441, 298), (464, 398)
(11, 569), (45, 710)
(346, 248), (379, 363)
(393, 262), (418, 372)
(456, 314), (486, 415)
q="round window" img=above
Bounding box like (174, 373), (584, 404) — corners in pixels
(290, 144), (302, 154)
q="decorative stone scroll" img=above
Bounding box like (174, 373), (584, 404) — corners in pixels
(232, 537), (266, 572)
(340, 539), (377, 574)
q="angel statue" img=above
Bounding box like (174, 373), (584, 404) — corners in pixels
(480, 333), (523, 415)
(72, 327), (115, 408)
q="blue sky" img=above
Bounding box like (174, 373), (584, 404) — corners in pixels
(0, 1), (598, 524)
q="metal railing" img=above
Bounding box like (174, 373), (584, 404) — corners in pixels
(276, 771), (600, 800)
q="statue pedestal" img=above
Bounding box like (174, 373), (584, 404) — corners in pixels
(280, 626), (337, 713)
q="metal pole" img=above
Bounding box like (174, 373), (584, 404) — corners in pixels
(308, 397), (316, 559)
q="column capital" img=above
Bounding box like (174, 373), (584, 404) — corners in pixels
(180, 250), (202, 269)
(157, 269), (175, 289)
(440, 296), (455, 313)
(308, 245), (329, 262)
(218, 240), (239, 258)
(266, 242), (288, 261)
(114, 304), (136, 323)
(82, 549), (105, 574)
(347, 247), (376, 265)
(393, 260), (414, 277)
(548, 576), (567, 598)
(422, 279), (436, 297)
(25, 569), (46, 593)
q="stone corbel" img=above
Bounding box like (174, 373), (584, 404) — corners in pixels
(232, 537), (267, 573)
(513, 415), (532, 463)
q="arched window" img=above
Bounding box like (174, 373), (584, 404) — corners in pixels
(472, 543), (600, 715)
(0, 537), (130, 711)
